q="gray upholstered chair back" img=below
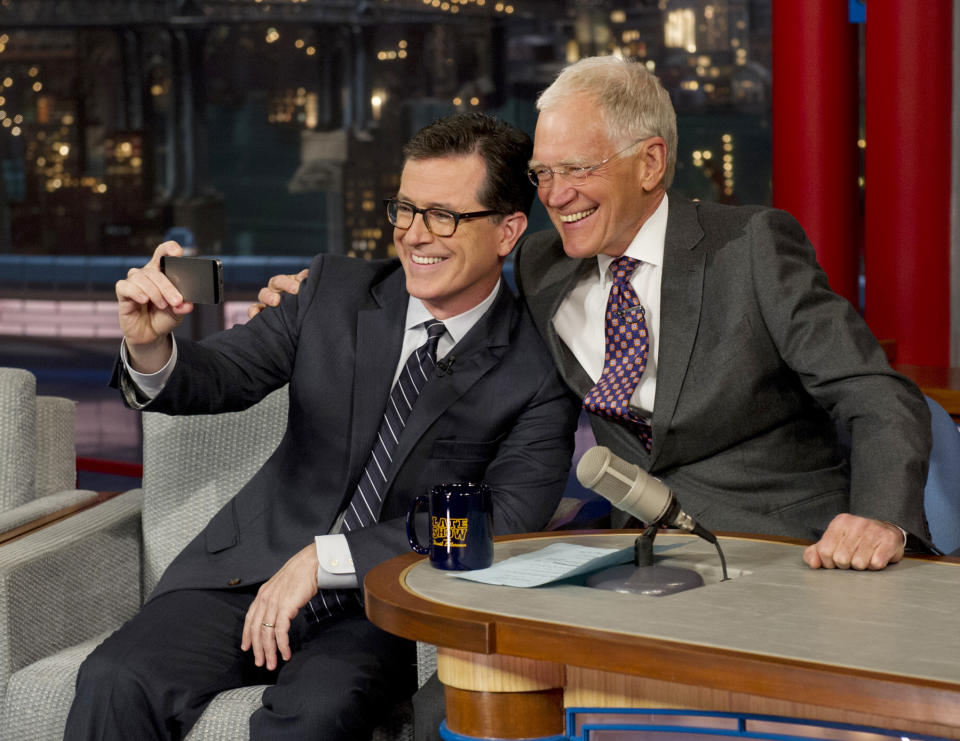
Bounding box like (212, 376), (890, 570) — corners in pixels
(0, 368), (37, 512)
(140, 386), (289, 594)
(0, 367), (76, 513)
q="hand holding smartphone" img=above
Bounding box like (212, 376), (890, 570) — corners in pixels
(159, 256), (224, 304)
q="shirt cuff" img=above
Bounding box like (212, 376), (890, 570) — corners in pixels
(883, 521), (909, 549)
(315, 534), (359, 589)
(121, 337), (178, 399)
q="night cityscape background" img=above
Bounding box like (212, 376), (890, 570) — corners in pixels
(0, 0), (774, 263)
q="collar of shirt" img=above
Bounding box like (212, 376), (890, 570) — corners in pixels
(595, 193), (669, 289)
(395, 279), (501, 387)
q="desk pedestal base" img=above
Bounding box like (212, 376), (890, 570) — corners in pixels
(438, 648), (565, 738)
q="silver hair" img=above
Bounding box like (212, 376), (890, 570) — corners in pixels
(537, 56), (678, 188)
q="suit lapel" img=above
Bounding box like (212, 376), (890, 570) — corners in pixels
(348, 269), (408, 484)
(649, 195), (705, 466)
(378, 280), (517, 505)
(524, 250), (596, 398)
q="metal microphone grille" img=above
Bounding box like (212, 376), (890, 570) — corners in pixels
(576, 445), (638, 501)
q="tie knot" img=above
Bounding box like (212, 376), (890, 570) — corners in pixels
(610, 256), (640, 285)
(424, 319), (446, 341)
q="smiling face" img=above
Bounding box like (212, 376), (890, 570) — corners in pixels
(394, 153), (525, 319)
(531, 92), (666, 260)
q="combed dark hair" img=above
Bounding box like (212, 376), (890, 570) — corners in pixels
(402, 112), (535, 217)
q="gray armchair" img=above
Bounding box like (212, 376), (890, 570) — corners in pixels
(0, 367), (97, 533)
(0, 387), (416, 739)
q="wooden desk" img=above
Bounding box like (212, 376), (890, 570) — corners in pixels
(366, 532), (960, 740)
(895, 363), (960, 420)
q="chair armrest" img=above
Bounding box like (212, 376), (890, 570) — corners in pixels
(0, 489), (143, 690)
(0, 489), (100, 537)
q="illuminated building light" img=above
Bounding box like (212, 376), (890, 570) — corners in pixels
(858, 138), (866, 149)
(611, 10), (626, 23)
(702, 150), (712, 160)
(295, 39), (304, 48)
(2, 77), (12, 88)
(10, 126), (19, 136)
(306, 46), (316, 56)
(1, 118), (10, 128)
(453, 97), (462, 105)
(470, 96), (479, 105)
(32, 82), (42, 92)
(12, 114), (21, 123)
(665, 8), (695, 49)
(28, 66), (38, 77)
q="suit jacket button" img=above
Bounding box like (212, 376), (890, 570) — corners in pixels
(227, 578), (241, 586)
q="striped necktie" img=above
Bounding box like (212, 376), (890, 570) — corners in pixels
(307, 318), (446, 620)
(341, 318), (446, 531)
(582, 256), (652, 452)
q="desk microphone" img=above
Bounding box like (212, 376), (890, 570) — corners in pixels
(576, 446), (717, 544)
(436, 355), (456, 376)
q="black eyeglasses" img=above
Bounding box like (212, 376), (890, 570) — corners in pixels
(384, 198), (500, 237)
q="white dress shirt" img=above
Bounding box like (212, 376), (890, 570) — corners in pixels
(123, 280), (501, 588)
(552, 194), (669, 419)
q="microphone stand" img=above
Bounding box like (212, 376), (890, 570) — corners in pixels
(586, 524), (729, 596)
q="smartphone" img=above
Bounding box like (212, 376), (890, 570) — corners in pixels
(159, 256), (224, 304)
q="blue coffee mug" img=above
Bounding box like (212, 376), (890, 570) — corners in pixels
(406, 482), (494, 570)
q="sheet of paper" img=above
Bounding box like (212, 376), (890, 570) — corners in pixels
(452, 541), (674, 588)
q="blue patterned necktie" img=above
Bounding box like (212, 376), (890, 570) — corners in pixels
(582, 256), (652, 452)
(307, 318), (446, 620)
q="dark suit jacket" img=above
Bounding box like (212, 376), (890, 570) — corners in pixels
(516, 194), (932, 542)
(117, 254), (579, 599)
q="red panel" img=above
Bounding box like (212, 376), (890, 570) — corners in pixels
(864, 1), (952, 365)
(772, 0), (860, 306)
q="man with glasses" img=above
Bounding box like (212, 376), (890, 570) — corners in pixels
(516, 55), (931, 567)
(66, 112), (578, 741)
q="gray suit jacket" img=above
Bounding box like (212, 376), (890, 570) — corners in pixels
(516, 194), (931, 542)
(116, 254), (579, 599)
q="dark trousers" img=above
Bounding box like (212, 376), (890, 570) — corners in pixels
(412, 672), (446, 741)
(64, 587), (415, 741)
